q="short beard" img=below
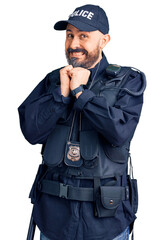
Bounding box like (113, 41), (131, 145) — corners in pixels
(65, 46), (100, 69)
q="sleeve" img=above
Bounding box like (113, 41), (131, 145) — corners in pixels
(74, 71), (145, 146)
(18, 73), (73, 145)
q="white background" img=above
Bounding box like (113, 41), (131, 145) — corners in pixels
(1, 0), (165, 239)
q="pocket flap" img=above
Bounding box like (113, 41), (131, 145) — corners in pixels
(80, 130), (98, 160)
(104, 143), (129, 164)
(100, 186), (124, 210)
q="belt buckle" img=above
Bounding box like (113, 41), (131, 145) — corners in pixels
(59, 183), (68, 199)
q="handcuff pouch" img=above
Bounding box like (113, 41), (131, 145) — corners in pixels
(96, 186), (124, 218)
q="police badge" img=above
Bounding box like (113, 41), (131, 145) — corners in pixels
(64, 141), (83, 167)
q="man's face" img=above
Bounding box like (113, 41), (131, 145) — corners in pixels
(65, 24), (104, 69)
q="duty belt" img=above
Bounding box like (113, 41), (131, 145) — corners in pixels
(38, 179), (129, 202)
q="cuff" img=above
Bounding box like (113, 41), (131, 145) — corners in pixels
(74, 89), (95, 111)
(52, 87), (71, 104)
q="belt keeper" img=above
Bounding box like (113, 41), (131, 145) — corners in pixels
(59, 183), (68, 199)
(126, 186), (129, 200)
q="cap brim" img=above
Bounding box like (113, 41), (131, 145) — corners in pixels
(54, 20), (97, 32)
(54, 20), (68, 30)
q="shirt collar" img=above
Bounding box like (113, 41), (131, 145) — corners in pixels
(89, 52), (109, 81)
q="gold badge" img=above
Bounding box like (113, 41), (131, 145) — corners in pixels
(67, 145), (80, 161)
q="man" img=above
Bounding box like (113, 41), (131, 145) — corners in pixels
(18, 4), (146, 240)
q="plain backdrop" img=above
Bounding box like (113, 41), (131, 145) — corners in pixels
(1, 0), (165, 239)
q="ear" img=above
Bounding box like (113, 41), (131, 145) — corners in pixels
(100, 34), (111, 50)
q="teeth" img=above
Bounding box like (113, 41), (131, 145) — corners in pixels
(72, 52), (84, 57)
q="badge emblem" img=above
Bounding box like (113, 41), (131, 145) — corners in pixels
(67, 145), (80, 161)
(64, 141), (83, 167)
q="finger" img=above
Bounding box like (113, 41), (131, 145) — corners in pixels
(68, 69), (74, 77)
(65, 65), (73, 72)
(60, 65), (73, 74)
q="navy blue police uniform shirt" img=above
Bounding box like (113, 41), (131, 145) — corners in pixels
(18, 53), (143, 240)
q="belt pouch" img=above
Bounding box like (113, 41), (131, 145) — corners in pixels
(96, 186), (124, 218)
(128, 175), (138, 214)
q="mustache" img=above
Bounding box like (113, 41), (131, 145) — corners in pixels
(67, 48), (88, 55)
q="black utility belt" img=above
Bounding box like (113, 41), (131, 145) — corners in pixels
(38, 179), (129, 218)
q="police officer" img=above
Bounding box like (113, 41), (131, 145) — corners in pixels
(18, 4), (146, 240)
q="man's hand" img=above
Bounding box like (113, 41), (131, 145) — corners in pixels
(60, 65), (73, 97)
(69, 67), (90, 91)
(60, 66), (90, 98)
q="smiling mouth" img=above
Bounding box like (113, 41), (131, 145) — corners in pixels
(70, 52), (85, 58)
(67, 48), (88, 59)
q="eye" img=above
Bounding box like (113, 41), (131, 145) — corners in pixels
(80, 34), (88, 39)
(67, 33), (73, 39)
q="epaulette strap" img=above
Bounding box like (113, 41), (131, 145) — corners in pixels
(106, 64), (146, 97)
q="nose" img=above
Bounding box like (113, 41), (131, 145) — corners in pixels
(69, 36), (81, 49)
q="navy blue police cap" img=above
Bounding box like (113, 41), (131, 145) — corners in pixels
(54, 4), (109, 34)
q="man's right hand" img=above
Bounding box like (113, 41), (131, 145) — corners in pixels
(60, 65), (73, 97)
